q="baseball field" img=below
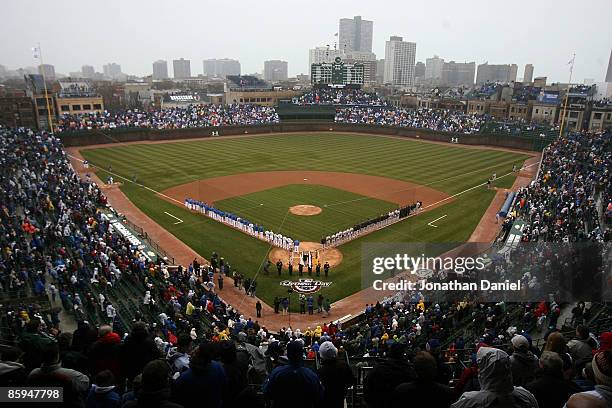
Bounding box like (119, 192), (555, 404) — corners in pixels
(79, 132), (529, 308)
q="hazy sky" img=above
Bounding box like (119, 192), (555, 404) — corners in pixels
(2, 0), (611, 83)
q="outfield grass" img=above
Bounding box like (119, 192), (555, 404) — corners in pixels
(81, 133), (529, 309)
(215, 184), (398, 242)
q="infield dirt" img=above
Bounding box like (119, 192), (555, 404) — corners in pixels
(162, 170), (450, 208)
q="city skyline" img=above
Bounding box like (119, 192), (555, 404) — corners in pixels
(1, 0), (611, 83)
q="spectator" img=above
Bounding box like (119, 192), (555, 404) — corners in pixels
(452, 347), (538, 408)
(316, 341), (355, 408)
(88, 325), (122, 382)
(121, 322), (161, 383)
(568, 326), (596, 372)
(172, 342), (227, 408)
(18, 319), (55, 373)
(0, 346), (26, 386)
(394, 351), (455, 408)
(123, 360), (182, 408)
(544, 331), (574, 380)
(566, 351), (612, 407)
(363, 342), (414, 408)
(263, 340), (323, 408)
(85, 370), (121, 408)
(525, 351), (580, 408)
(27, 342), (89, 408)
(510, 334), (539, 387)
(166, 334), (192, 378)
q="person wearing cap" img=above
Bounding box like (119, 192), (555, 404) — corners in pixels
(394, 351), (455, 408)
(316, 341), (355, 408)
(525, 351), (581, 408)
(565, 351), (612, 407)
(263, 340), (323, 408)
(452, 347), (538, 408)
(510, 334), (539, 387)
(363, 342), (414, 408)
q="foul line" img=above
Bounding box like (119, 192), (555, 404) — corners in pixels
(427, 214), (447, 228)
(164, 211), (184, 225)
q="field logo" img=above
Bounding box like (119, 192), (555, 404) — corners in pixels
(279, 279), (332, 294)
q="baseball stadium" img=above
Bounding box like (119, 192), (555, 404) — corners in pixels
(1, 41), (611, 408)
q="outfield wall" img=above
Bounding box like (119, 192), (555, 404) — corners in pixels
(58, 122), (552, 151)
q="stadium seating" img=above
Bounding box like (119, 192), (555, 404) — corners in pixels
(0, 123), (610, 408)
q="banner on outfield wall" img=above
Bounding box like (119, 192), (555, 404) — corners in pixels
(279, 279), (332, 294)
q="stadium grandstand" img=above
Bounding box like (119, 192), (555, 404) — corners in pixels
(0, 119), (610, 407)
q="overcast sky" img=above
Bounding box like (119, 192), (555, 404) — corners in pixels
(2, 0), (611, 83)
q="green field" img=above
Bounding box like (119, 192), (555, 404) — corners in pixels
(215, 184), (398, 242)
(81, 133), (529, 309)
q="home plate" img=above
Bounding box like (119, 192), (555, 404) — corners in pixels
(303, 178), (308, 181)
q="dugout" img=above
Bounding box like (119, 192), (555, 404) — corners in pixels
(276, 101), (336, 122)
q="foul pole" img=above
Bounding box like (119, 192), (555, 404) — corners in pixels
(558, 53), (575, 138)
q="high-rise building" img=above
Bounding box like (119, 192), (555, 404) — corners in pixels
(81, 65), (95, 78)
(309, 47), (345, 67)
(425, 56), (444, 81)
(441, 61), (476, 87)
(202, 59), (241, 78)
(510, 64), (518, 83)
(476, 63), (517, 84)
(523, 64), (534, 83)
(263, 60), (288, 82)
(103, 63), (122, 79)
(383, 36), (416, 87)
(339, 16), (373, 53)
(38, 64), (55, 80)
(376, 59), (385, 84)
(605, 49), (612, 83)
(414, 62), (426, 80)
(152, 60), (169, 80)
(173, 58), (191, 79)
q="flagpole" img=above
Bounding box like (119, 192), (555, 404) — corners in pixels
(35, 42), (54, 134)
(558, 53), (575, 138)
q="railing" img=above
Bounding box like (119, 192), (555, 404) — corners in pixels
(121, 217), (175, 264)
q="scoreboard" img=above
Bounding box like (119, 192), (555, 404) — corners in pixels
(311, 57), (364, 88)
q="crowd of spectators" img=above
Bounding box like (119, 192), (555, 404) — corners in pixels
(335, 106), (485, 134)
(55, 104), (279, 132)
(0, 123), (611, 407)
(294, 88), (387, 106)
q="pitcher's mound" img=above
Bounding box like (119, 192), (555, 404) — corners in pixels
(289, 205), (322, 216)
(269, 241), (343, 268)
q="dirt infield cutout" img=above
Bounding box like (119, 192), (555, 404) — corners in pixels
(269, 241), (343, 268)
(289, 205), (322, 216)
(163, 171), (450, 208)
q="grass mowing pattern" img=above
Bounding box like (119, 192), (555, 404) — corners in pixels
(215, 184), (398, 242)
(82, 133), (527, 309)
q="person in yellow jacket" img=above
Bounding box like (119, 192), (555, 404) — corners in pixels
(314, 326), (322, 339)
(185, 301), (195, 316)
(218, 328), (229, 341)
